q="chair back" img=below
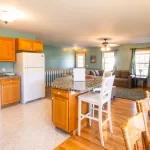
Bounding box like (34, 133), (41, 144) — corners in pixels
(121, 112), (147, 150)
(136, 91), (150, 113)
(136, 99), (149, 136)
(100, 75), (115, 105)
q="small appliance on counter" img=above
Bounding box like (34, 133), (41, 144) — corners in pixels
(0, 72), (15, 77)
(4, 72), (15, 76)
(73, 68), (85, 81)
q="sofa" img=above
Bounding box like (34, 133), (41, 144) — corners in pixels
(89, 70), (135, 88)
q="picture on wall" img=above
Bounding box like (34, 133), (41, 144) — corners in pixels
(90, 55), (96, 63)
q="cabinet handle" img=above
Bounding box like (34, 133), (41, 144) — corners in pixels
(10, 81), (12, 82)
(52, 97), (54, 100)
(58, 92), (60, 94)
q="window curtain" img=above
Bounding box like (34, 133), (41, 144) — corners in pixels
(129, 48), (136, 75)
(113, 51), (117, 72)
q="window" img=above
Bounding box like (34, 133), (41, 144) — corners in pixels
(76, 53), (85, 68)
(135, 50), (150, 76)
(103, 52), (114, 71)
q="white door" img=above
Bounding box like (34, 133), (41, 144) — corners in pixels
(24, 53), (45, 68)
(76, 53), (85, 68)
(23, 68), (45, 103)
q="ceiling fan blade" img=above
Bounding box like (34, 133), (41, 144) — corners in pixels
(99, 43), (119, 47)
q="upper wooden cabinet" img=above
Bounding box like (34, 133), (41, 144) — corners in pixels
(16, 38), (33, 51)
(16, 38), (43, 52)
(33, 41), (43, 52)
(0, 37), (15, 62)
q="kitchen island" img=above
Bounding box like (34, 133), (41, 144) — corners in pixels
(51, 76), (102, 134)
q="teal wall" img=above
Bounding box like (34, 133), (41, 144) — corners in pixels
(1, 28), (150, 74)
(44, 45), (75, 69)
(0, 28), (36, 72)
(115, 43), (150, 70)
(0, 29), (36, 39)
(84, 43), (150, 71)
(0, 28), (75, 71)
(85, 47), (102, 69)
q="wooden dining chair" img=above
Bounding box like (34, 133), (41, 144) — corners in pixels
(136, 91), (150, 115)
(136, 97), (150, 150)
(121, 112), (148, 150)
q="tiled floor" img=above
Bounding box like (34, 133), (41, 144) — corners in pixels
(0, 99), (70, 150)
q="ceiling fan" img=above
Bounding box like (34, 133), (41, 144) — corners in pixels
(98, 38), (119, 51)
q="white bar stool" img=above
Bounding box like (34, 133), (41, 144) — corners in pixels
(78, 75), (115, 146)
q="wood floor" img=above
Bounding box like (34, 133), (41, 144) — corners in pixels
(54, 98), (150, 150)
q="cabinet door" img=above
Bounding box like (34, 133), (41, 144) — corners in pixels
(52, 96), (68, 131)
(0, 37), (15, 62)
(1, 82), (20, 106)
(33, 41), (43, 52)
(16, 38), (33, 51)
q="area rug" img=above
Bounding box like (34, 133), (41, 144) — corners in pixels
(116, 87), (146, 101)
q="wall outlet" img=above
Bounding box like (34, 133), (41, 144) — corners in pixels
(2, 68), (6, 72)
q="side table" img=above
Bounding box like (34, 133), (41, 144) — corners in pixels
(134, 76), (148, 88)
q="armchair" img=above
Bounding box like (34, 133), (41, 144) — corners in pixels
(113, 71), (135, 88)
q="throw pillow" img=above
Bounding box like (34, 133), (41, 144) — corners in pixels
(90, 70), (96, 76)
(94, 70), (100, 76)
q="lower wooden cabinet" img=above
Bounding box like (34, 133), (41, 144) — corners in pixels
(52, 88), (89, 133)
(1, 78), (20, 106)
(52, 96), (68, 131)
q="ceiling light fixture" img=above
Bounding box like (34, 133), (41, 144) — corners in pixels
(100, 39), (111, 51)
(72, 44), (80, 51)
(0, 10), (15, 24)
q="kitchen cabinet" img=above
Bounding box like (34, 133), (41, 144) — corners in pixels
(16, 38), (43, 52)
(52, 96), (68, 131)
(0, 37), (15, 62)
(16, 38), (33, 51)
(33, 41), (43, 52)
(52, 88), (89, 133)
(1, 77), (20, 107)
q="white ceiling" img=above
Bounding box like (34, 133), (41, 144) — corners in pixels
(0, 0), (150, 47)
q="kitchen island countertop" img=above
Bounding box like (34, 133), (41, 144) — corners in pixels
(51, 76), (102, 92)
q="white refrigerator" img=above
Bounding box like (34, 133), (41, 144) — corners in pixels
(15, 52), (45, 104)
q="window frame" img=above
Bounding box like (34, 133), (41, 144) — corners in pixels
(135, 50), (150, 77)
(102, 51), (115, 71)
